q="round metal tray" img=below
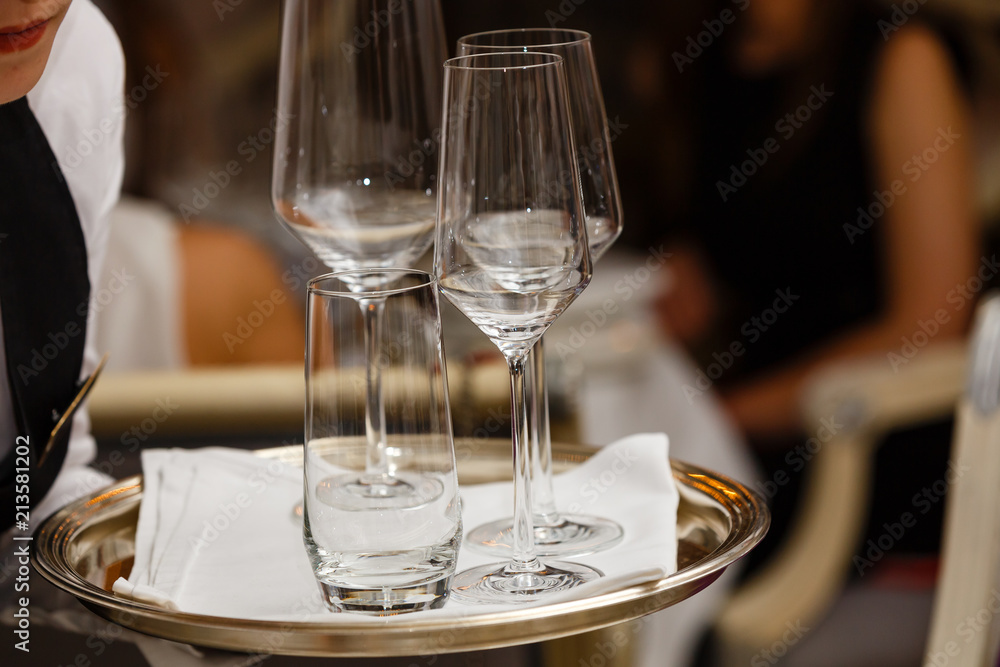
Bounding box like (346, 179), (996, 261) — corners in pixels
(32, 441), (768, 657)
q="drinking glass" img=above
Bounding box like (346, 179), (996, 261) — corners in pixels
(273, 0), (446, 508)
(304, 269), (461, 614)
(434, 52), (600, 602)
(457, 29), (623, 556)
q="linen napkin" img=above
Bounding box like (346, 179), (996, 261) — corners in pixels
(113, 434), (678, 620)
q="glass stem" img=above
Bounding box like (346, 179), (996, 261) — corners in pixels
(360, 296), (392, 479)
(529, 338), (561, 526)
(506, 350), (542, 573)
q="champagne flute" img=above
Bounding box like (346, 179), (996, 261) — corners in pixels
(273, 0), (447, 509)
(435, 51), (600, 602)
(457, 29), (624, 556)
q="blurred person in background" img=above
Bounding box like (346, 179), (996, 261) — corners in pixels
(92, 196), (305, 371)
(653, 0), (988, 580)
(86, 1), (305, 372)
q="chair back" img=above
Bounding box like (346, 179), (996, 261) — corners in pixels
(925, 293), (1000, 667)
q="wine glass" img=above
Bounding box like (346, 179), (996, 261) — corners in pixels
(273, 0), (446, 509)
(304, 269), (462, 614)
(434, 51), (600, 602)
(457, 29), (624, 556)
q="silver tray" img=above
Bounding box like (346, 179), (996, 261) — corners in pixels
(32, 440), (768, 657)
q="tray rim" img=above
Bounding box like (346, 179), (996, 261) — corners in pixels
(32, 442), (769, 657)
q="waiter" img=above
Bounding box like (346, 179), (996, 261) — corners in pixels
(0, 0), (124, 532)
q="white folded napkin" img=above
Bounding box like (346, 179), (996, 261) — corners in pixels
(113, 433), (678, 621)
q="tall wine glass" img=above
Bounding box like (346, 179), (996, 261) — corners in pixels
(458, 29), (624, 556)
(435, 52), (600, 602)
(273, 0), (447, 509)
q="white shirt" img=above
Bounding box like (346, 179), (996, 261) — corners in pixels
(0, 0), (125, 514)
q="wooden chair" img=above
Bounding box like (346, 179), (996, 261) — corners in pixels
(924, 294), (1000, 666)
(715, 294), (1000, 665)
(713, 341), (968, 663)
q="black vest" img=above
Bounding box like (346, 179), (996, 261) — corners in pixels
(0, 96), (92, 531)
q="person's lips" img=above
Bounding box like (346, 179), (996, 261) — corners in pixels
(0, 19), (50, 54)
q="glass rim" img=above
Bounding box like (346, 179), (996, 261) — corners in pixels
(307, 269), (434, 298)
(457, 28), (592, 49)
(444, 51), (564, 71)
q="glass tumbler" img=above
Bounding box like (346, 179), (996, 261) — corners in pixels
(303, 269), (462, 614)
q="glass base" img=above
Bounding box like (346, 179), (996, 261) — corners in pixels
(316, 472), (444, 511)
(316, 575), (452, 615)
(450, 560), (602, 604)
(466, 514), (624, 557)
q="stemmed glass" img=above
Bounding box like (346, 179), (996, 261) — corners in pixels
(273, 0), (446, 509)
(457, 29), (624, 556)
(435, 51), (600, 601)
